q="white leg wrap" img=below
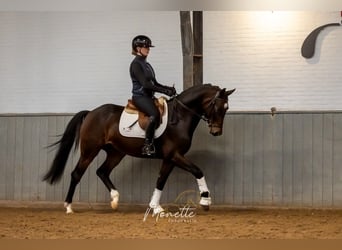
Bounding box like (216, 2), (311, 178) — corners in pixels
(110, 189), (119, 210)
(197, 176), (209, 193)
(64, 202), (74, 214)
(197, 176), (212, 207)
(149, 188), (162, 208)
(149, 188), (164, 214)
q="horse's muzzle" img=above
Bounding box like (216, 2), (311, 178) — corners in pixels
(209, 125), (222, 136)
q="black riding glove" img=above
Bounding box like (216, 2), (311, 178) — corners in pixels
(162, 88), (175, 97)
(165, 86), (177, 96)
(153, 85), (174, 97)
(171, 87), (177, 96)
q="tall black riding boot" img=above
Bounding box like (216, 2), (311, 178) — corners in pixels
(142, 116), (156, 156)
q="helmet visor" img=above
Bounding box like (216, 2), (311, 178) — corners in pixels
(133, 36), (154, 49)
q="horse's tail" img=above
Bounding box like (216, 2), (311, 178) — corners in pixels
(43, 110), (90, 184)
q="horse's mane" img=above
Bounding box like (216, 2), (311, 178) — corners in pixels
(174, 83), (220, 101)
(182, 83), (215, 93)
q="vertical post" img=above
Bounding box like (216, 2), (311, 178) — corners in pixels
(180, 11), (193, 90)
(193, 11), (203, 86)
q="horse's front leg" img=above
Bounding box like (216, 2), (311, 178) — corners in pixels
(148, 160), (174, 215)
(172, 152), (212, 210)
(197, 177), (211, 210)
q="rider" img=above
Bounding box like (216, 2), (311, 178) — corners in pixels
(130, 35), (176, 156)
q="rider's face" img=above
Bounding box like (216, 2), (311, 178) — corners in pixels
(138, 46), (150, 57)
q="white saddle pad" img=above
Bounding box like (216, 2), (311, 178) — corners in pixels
(119, 100), (168, 138)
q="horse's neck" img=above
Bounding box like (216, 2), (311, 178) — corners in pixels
(179, 88), (208, 112)
(176, 88), (209, 127)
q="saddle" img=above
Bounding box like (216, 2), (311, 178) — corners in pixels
(124, 97), (166, 130)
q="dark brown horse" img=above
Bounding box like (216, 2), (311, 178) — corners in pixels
(43, 84), (235, 214)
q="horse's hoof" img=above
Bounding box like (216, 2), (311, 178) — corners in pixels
(201, 205), (210, 211)
(110, 189), (119, 210)
(66, 209), (74, 214)
(111, 200), (118, 210)
(152, 205), (164, 215)
(64, 203), (74, 214)
(199, 196), (212, 207)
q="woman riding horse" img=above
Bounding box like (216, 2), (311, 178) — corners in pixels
(43, 35), (235, 214)
(130, 35), (176, 155)
(43, 83), (235, 214)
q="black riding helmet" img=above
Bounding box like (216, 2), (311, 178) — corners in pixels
(132, 35), (154, 54)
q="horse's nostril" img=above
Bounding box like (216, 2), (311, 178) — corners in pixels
(211, 131), (222, 136)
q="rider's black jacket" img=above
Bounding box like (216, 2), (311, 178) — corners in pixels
(130, 55), (170, 97)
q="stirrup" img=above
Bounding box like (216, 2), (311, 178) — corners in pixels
(142, 143), (155, 155)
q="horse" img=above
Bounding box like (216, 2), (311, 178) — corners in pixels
(43, 84), (235, 214)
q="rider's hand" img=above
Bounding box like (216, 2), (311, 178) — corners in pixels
(168, 86), (176, 96)
(162, 86), (176, 97)
(164, 88), (174, 97)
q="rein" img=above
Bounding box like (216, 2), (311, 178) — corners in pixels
(173, 90), (222, 124)
(174, 97), (209, 123)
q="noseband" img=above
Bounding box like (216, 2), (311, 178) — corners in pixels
(174, 90), (225, 126)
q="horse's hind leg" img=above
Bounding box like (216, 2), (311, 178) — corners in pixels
(64, 151), (98, 214)
(96, 147), (125, 210)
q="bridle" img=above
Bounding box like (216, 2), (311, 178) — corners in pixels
(173, 90), (226, 127)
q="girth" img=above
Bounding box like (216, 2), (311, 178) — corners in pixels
(124, 97), (166, 130)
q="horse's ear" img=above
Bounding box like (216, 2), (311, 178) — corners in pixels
(226, 88), (236, 96)
(219, 88), (226, 96)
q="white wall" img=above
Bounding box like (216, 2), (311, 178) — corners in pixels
(204, 11), (342, 111)
(0, 11), (182, 113)
(1, 11), (342, 113)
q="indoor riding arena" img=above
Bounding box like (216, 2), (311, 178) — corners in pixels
(1, 7), (342, 240)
